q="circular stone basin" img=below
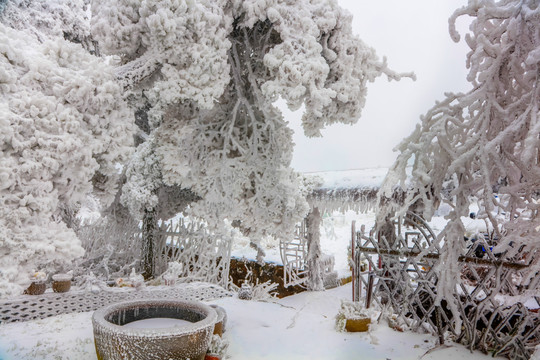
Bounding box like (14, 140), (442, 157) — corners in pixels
(92, 299), (217, 360)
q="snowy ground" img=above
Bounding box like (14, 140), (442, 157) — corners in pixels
(0, 283), (494, 360)
(0, 209), (528, 359)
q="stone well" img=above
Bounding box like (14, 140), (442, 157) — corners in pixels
(92, 299), (217, 360)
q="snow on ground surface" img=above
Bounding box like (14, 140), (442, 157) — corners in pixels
(308, 167), (390, 189)
(0, 283), (496, 360)
(0, 183), (527, 359)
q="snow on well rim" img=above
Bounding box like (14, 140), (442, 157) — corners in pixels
(92, 299), (217, 337)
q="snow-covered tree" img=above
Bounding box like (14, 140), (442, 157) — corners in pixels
(377, 0), (540, 329)
(0, 1), (134, 297)
(91, 0), (411, 275)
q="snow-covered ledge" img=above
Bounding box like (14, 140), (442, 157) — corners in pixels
(305, 168), (389, 214)
(0, 282), (231, 324)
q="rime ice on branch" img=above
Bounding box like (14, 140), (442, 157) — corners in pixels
(0, 2), (134, 297)
(377, 0), (540, 331)
(92, 0), (412, 251)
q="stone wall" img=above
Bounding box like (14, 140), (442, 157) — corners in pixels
(229, 258), (305, 298)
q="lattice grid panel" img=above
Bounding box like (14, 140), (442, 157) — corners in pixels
(154, 218), (232, 288)
(355, 212), (540, 359)
(280, 222), (309, 288)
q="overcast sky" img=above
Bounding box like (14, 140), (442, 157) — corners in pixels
(286, 0), (472, 173)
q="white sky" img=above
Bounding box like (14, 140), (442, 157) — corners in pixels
(287, 0), (472, 172)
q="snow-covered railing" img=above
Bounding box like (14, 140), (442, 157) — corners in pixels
(308, 187), (378, 215)
(280, 222), (308, 288)
(354, 213), (540, 359)
(154, 218), (232, 288)
(305, 168), (408, 214)
(280, 220), (338, 290)
(0, 282), (232, 324)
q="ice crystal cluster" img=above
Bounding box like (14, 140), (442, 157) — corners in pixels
(92, 0), (410, 246)
(0, 1), (134, 297)
(377, 0), (540, 331)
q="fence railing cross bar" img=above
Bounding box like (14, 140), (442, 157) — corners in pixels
(357, 246), (529, 270)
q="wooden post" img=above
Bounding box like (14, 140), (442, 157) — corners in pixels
(436, 305), (445, 345)
(142, 207), (156, 280)
(365, 272), (375, 309)
(377, 231), (382, 269)
(306, 207), (324, 291)
(351, 220), (356, 301)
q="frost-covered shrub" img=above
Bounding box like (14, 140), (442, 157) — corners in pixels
(377, 0), (540, 331)
(74, 215), (140, 282)
(232, 264), (278, 301)
(1, 0), (97, 54)
(207, 334), (229, 358)
(335, 299), (376, 332)
(92, 0), (411, 251)
(0, 2), (134, 297)
(160, 261), (184, 285)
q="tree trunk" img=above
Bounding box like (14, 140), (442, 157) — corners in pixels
(142, 207), (156, 280)
(306, 207), (324, 291)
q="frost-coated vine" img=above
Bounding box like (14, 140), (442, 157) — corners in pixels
(0, 1), (134, 297)
(377, 0), (540, 331)
(92, 0), (412, 248)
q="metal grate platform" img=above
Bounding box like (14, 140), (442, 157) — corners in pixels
(0, 282), (232, 324)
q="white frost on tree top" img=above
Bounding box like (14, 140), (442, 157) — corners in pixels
(92, 0), (412, 247)
(0, 1), (134, 298)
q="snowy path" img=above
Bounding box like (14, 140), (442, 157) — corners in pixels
(214, 284), (493, 360)
(0, 283), (494, 360)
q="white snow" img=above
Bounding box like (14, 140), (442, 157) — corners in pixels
(0, 283), (494, 360)
(308, 167), (390, 190)
(122, 318), (192, 329)
(0, 203), (531, 359)
(230, 203), (497, 280)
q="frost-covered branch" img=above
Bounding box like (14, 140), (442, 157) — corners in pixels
(377, 0), (540, 331)
(92, 0), (410, 257)
(0, 1), (134, 297)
